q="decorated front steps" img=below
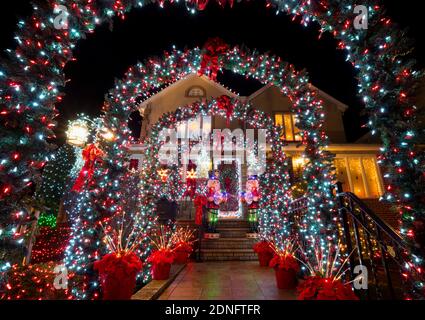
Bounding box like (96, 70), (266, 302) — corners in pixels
(201, 220), (257, 261)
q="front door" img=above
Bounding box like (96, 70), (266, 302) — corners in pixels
(215, 159), (242, 219)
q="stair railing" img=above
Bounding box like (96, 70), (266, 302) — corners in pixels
(289, 182), (414, 299)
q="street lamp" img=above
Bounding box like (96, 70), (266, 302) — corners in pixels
(66, 119), (90, 147)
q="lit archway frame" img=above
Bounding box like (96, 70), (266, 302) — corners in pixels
(0, 0), (422, 296)
(146, 97), (293, 237)
(63, 44), (333, 299)
(98, 44), (335, 237)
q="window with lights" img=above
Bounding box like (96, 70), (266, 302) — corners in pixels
(274, 113), (302, 142)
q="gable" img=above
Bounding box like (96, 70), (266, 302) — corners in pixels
(248, 84), (348, 143)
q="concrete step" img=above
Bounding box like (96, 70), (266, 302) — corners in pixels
(216, 220), (250, 228)
(200, 248), (257, 261)
(215, 227), (251, 238)
(201, 238), (256, 250)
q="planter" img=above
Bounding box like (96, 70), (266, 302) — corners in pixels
(174, 250), (190, 264)
(94, 253), (142, 300)
(274, 267), (298, 290)
(257, 251), (274, 267)
(152, 262), (172, 280)
(297, 276), (359, 300)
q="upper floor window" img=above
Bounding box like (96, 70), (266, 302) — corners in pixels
(186, 86), (206, 98)
(275, 113), (302, 142)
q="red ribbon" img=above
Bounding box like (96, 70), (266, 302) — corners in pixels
(72, 144), (103, 192)
(185, 178), (197, 199)
(216, 95), (234, 125)
(199, 38), (228, 81)
(194, 195), (207, 225)
(190, 0), (234, 11)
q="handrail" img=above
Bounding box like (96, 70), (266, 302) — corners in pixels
(339, 192), (403, 247)
(289, 183), (411, 299)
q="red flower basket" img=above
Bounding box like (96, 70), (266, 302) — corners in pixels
(94, 252), (143, 300)
(253, 241), (274, 267)
(297, 276), (359, 300)
(269, 254), (300, 290)
(148, 250), (174, 280)
(274, 268), (298, 290)
(173, 242), (193, 264)
(152, 262), (171, 280)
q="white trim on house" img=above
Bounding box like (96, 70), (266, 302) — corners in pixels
(309, 84), (349, 113)
(137, 73), (241, 110)
(246, 83), (349, 113)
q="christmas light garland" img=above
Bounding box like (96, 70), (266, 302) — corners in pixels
(0, 0), (422, 298)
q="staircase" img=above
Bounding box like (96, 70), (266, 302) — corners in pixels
(289, 183), (418, 299)
(200, 220), (257, 261)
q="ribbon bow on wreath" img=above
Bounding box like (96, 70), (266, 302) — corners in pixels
(216, 95), (234, 125)
(189, 0), (234, 11)
(72, 143), (104, 192)
(199, 38), (229, 81)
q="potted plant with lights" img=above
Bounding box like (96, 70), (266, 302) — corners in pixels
(171, 226), (196, 264)
(253, 239), (274, 267)
(296, 241), (359, 300)
(269, 239), (300, 289)
(94, 221), (144, 300)
(148, 225), (175, 280)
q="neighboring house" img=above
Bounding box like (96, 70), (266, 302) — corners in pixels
(129, 73), (385, 203)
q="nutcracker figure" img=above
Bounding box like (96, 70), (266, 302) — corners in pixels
(244, 176), (260, 233)
(206, 170), (225, 233)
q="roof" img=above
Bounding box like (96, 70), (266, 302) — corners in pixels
(138, 73), (349, 112)
(138, 73), (240, 108)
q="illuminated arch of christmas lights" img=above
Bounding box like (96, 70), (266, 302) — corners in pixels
(61, 43), (334, 299)
(0, 0), (423, 298)
(147, 97), (294, 238)
(98, 42), (335, 240)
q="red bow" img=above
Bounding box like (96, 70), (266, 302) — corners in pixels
(190, 0), (234, 11)
(194, 195), (207, 225)
(199, 38), (228, 81)
(216, 95), (234, 125)
(72, 144), (104, 192)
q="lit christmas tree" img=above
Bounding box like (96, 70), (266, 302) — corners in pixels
(36, 144), (76, 228)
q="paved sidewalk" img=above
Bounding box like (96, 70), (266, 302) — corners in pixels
(158, 261), (297, 300)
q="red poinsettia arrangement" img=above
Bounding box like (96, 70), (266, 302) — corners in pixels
(297, 276), (358, 300)
(296, 240), (358, 300)
(95, 212), (148, 300)
(269, 239), (300, 289)
(147, 249), (175, 265)
(148, 225), (177, 279)
(94, 252), (143, 300)
(253, 240), (274, 267)
(269, 254), (300, 273)
(172, 226), (197, 264)
(253, 240), (273, 254)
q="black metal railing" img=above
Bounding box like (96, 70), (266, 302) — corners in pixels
(289, 182), (413, 300)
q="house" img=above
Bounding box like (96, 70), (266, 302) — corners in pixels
(128, 73), (390, 223)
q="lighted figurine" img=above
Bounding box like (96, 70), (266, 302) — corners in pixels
(206, 170), (226, 233)
(244, 176), (260, 233)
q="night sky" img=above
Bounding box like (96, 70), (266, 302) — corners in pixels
(1, 0), (424, 142)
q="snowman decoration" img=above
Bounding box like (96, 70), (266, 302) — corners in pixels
(244, 176), (260, 233)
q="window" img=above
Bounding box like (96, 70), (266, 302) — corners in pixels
(333, 156), (384, 199)
(186, 86), (206, 98)
(275, 113), (302, 142)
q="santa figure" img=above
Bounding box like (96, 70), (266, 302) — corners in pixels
(244, 176), (260, 233)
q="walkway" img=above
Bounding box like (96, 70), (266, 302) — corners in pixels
(158, 261), (297, 300)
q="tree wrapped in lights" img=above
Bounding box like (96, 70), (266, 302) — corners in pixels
(36, 144), (76, 228)
(0, 0), (422, 297)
